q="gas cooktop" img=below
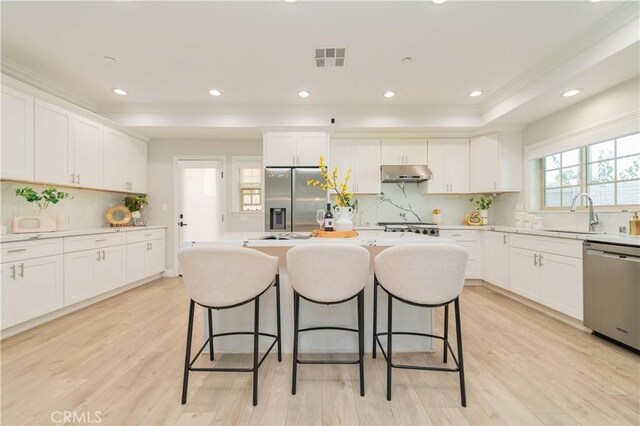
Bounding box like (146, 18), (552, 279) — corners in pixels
(378, 222), (440, 236)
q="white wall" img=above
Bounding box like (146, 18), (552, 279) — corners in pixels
(1, 182), (127, 230)
(145, 138), (263, 272)
(520, 76), (640, 233)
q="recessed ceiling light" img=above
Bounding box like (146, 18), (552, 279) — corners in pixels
(112, 88), (128, 96)
(433, 0), (448, 4)
(401, 57), (413, 64)
(469, 90), (483, 97)
(562, 89), (581, 97)
(298, 90), (310, 98)
(208, 89), (222, 96)
(383, 91), (396, 98)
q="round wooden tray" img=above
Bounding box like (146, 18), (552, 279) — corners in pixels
(312, 229), (359, 238)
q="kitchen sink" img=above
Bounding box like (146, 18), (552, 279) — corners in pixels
(540, 229), (604, 234)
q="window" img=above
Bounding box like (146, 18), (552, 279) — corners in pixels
(239, 168), (262, 211)
(541, 133), (639, 208)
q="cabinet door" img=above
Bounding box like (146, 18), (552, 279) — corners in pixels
(470, 134), (500, 193)
(483, 232), (509, 289)
(380, 140), (403, 165)
(296, 133), (326, 166)
(34, 99), (74, 186)
(145, 239), (166, 276)
(509, 248), (542, 302)
(425, 139), (447, 193)
(129, 137), (148, 193)
(1, 87), (34, 181)
(64, 249), (98, 305)
(126, 242), (147, 283)
(95, 245), (126, 293)
(446, 139), (469, 193)
(329, 140), (356, 193)
(15, 255), (64, 323)
(1, 263), (18, 328)
(354, 139), (381, 194)
(103, 128), (131, 191)
(74, 116), (103, 189)
(403, 139), (426, 164)
(541, 253), (583, 319)
(264, 133), (296, 166)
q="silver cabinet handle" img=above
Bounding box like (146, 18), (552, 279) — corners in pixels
(70, 173), (75, 183)
(76, 174), (80, 184)
(97, 251), (101, 261)
(95, 239), (106, 242)
(538, 255), (543, 266)
(494, 182), (497, 191)
(149, 242), (153, 251)
(101, 250), (106, 261)
(503, 234), (507, 244)
(10, 265), (16, 280)
(18, 263), (24, 278)
(7, 248), (26, 253)
(534, 254), (538, 266)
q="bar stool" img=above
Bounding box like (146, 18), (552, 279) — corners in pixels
(287, 244), (370, 396)
(372, 244), (468, 406)
(178, 246), (282, 407)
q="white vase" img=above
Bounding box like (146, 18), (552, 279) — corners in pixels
(479, 209), (489, 225)
(334, 206), (354, 232)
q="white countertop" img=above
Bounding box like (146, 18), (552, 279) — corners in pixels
(184, 231), (455, 248)
(0, 225), (167, 243)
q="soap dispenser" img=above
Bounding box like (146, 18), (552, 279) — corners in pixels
(630, 211), (640, 235)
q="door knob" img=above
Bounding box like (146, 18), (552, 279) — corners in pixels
(179, 222), (188, 227)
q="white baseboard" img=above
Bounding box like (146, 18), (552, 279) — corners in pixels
(163, 268), (179, 278)
(1, 274), (163, 340)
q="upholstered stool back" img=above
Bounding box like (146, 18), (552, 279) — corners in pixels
(374, 244), (468, 305)
(287, 244), (370, 303)
(178, 246), (279, 307)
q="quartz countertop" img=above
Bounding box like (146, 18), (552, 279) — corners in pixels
(0, 225), (167, 244)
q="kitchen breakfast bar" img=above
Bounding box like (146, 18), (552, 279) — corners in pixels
(182, 231), (457, 354)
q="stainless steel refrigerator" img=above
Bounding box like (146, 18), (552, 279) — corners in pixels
(264, 167), (326, 232)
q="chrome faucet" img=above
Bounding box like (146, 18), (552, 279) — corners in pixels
(570, 192), (599, 232)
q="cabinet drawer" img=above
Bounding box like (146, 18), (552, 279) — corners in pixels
(1, 239), (63, 263)
(509, 234), (582, 258)
(126, 229), (165, 244)
(64, 233), (126, 253)
(440, 230), (478, 242)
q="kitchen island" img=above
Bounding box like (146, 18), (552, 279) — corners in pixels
(183, 231), (456, 354)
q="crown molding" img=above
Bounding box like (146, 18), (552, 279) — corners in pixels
(1, 56), (99, 112)
(479, 2), (640, 113)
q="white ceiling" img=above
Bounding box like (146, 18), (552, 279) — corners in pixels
(2, 0), (639, 138)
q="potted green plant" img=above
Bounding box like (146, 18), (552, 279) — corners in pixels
(470, 196), (492, 225)
(123, 194), (148, 225)
(14, 186), (72, 233)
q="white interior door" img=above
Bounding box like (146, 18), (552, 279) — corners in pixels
(178, 160), (223, 246)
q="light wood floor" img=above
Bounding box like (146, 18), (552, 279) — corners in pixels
(1, 278), (638, 425)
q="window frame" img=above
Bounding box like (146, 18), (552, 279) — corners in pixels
(539, 132), (640, 211)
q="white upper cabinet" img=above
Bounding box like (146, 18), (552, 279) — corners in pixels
(34, 99), (74, 186)
(103, 128), (131, 192)
(264, 132), (327, 167)
(470, 132), (522, 193)
(1, 87), (34, 181)
(381, 139), (426, 165)
(330, 139), (381, 194)
(129, 137), (148, 193)
(73, 116), (103, 189)
(423, 138), (469, 194)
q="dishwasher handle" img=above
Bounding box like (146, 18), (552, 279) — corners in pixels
(586, 249), (640, 263)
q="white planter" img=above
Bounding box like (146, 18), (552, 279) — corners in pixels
(334, 206), (354, 232)
(479, 209), (489, 225)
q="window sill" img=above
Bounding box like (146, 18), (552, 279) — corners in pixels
(531, 209), (638, 214)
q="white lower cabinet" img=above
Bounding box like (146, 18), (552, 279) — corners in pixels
(64, 246), (126, 305)
(483, 231), (509, 289)
(540, 253), (583, 320)
(508, 247), (543, 302)
(440, 230), (481, 279)
(126, 238), (166, 283)
(1, 255), (64, 328)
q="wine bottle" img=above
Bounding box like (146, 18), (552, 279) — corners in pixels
(323, 203), (334, 231)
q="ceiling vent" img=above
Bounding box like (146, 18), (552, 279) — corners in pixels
(315, 48), (346, 67)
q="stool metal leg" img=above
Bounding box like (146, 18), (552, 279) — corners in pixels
(357, 290), (365, 397)
(181, 299), (195, 404)
(291, 292), (300, 395)
(443, 304), (449, 363)
(207, 308), (215, 361)
(372, 278), (378, 359)
(454, 297), (467, 407)
(275, 275), (282, 362)
(252, 296), (260, 406)
(386, 293), (393, 401)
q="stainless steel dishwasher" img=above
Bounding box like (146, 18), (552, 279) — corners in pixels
(583, 240), (640, 351)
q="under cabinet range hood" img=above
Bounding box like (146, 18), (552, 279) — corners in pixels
(381, 165), (433, 183)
